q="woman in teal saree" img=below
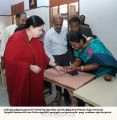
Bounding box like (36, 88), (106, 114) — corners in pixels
(66, 31), (117, 77)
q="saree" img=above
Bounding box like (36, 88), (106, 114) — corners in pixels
(78, 38), (117, 77)
(4, 30), (49, 106)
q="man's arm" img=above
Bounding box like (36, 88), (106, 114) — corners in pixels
(44, 33), (55, 62)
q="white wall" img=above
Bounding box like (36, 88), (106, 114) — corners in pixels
(0, 0), (12, 49)
(24, 0), (49, 10)
(0, 0), (11, 31)
(10, 0), (24, 5)
(1, 0), (116, 58)
(0, 0), (50, 50)
(10, 0), (50, 31)
(24, 0), (29, 10)
(24, 0), (50, 31)
(80, 0), (117, 58)
(0, 0), (11, 15)
(0, 16), (12, 53)
(37, 0), (49, 7)
(25, 7), (50, 31)
(0, 17), (12, 28)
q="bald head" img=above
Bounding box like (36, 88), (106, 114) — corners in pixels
(53, 14), (63, 33)
(53, 14), (63, 22)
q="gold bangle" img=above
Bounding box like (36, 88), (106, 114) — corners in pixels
(80, 66), (84, 71)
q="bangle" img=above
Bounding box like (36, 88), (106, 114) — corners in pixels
(80, 66), (84, 71)
(53, 63), (57, 68)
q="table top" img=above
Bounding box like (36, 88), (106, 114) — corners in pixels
(44, 68), (95, 90)
(73, 76), (117, 106)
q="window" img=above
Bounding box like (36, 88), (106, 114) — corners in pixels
(50, 0), (80, 28)
(59, 4), (68, 27)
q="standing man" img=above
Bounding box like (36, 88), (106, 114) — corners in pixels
(79, 15), (89, 27)
(69, 16), (93, 37)
(44, 14), (71, 105)
(0, 12), (27, 57)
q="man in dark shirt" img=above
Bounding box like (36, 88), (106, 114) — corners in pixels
(69, 16), (93, 37)
(80, 15), (89, 27)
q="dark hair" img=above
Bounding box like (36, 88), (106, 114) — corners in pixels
(67, 31), (86, 43)
(68, 16), (80, 24)
(16, 12), (27, 18)
(25, 15), (44, 28)
(80, 15), (85, 18)
(14, 24), (26, 33)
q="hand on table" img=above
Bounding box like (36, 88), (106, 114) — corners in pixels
(54, 65), (66, 74)
(63, 64), (77, 73)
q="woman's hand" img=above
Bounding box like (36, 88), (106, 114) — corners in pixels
(30, 65), (41, 74)
(55, 65), (64, 71)
(54, 65), (66, 74)
(64, 64), (77, 73)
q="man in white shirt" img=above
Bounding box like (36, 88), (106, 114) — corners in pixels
(0, 12), (27, 57)
(44, 14), (71, 105)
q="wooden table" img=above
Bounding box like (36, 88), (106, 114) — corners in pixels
(44, 68), (95, 106)
(73, 76), (117, 106)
